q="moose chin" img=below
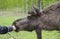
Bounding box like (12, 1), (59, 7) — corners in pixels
(12, 2), (60, 39)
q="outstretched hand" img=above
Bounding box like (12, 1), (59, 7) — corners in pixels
(0, 26), (16, 34)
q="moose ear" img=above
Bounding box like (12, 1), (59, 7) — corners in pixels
(28, 10), (37, 15)
(28, 4), (43, 16)
(32, 4), (40, 14)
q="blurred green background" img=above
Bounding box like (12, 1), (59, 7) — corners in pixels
(0, 0), (60, 39)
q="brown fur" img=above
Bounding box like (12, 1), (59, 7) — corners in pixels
(12, 2), (60, 39)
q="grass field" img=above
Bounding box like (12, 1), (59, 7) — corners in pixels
(0, 0), (60, 10)
(0, 16), (60, 39)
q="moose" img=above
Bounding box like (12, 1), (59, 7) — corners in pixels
(12, 2), (60, 39)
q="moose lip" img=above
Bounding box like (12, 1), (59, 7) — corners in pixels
(12, 26), (16, 30)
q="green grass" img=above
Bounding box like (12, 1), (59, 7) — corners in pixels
(0, 16), (22, 26)
(0, 0), (60, 10)
(0, 0), (37, 10)
(0, 16), (60, 39)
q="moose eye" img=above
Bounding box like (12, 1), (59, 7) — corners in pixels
(27, 16), (31, 19)
(27, 15), (37, 20)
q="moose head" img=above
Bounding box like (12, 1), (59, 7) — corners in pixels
(12, 5), (43, 32)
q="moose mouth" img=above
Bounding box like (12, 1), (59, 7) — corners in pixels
(14, 25), (20, 32)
